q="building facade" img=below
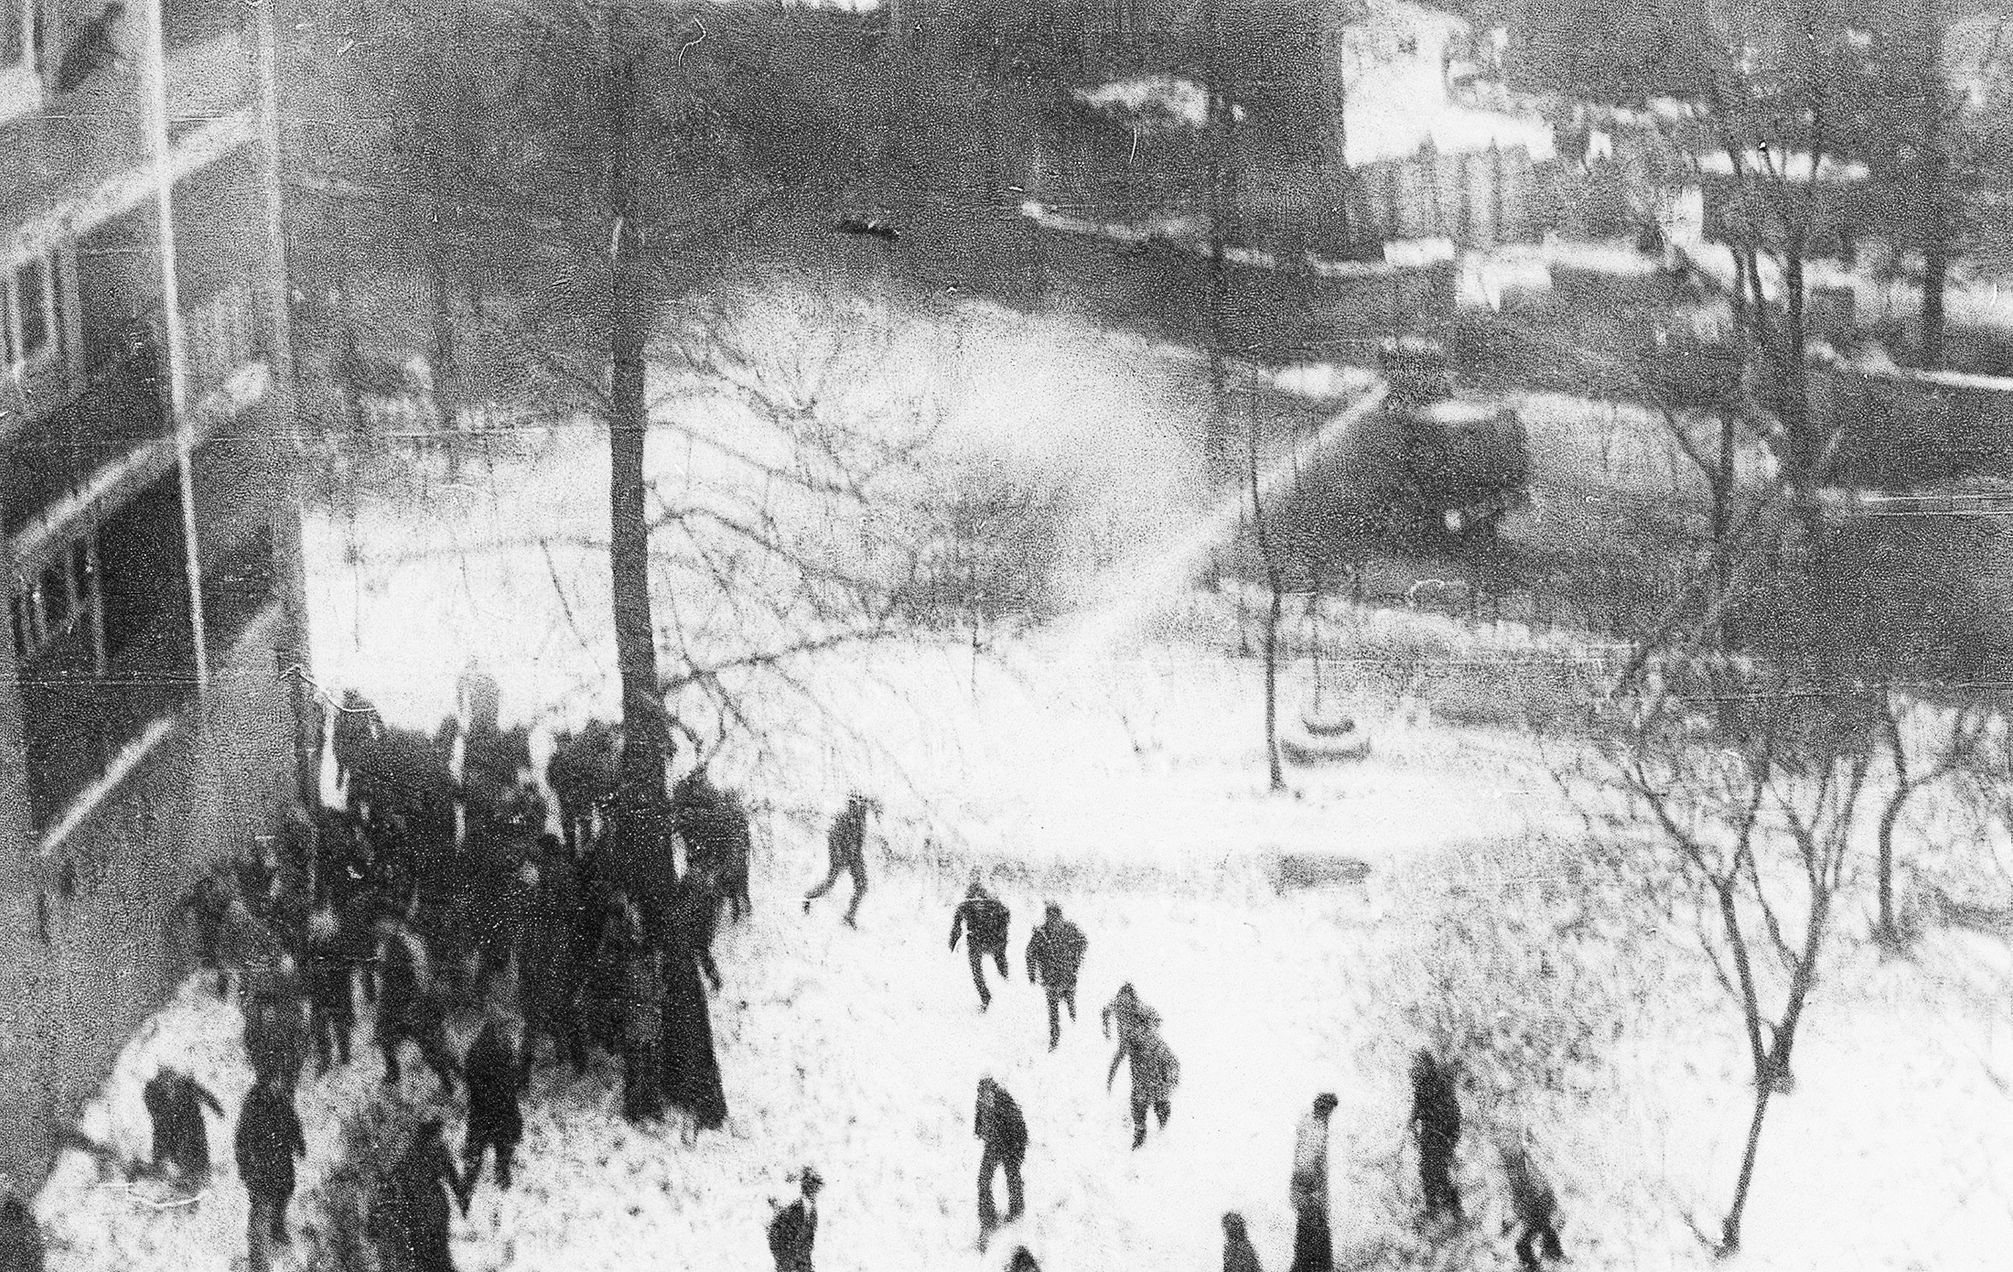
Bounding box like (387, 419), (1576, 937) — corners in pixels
(0, 0), (308, 1181)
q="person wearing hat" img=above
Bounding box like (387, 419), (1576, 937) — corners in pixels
(1024, 903), (1088, 1051)
(1222, 1211), (1264, 1272)
(804, 793), (876, 927)
(949, 878), (1012, 1011)
(766, 1166), (823, 1271)
(974, 1075), (1028, 1247)
(1289, 1093), (1340, 1272)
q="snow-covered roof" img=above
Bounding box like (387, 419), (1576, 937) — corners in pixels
(1692, 150), (1870, 182)
(1076, 77), (1247, 130)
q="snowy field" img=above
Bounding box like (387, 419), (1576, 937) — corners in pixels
(34, 278), (2013, 1272)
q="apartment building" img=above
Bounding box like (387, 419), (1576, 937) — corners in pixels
(0, 0), (310, 1180)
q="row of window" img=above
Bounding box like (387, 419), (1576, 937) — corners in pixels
(3, 255), (61, 374)
(8, 538), (97, 670)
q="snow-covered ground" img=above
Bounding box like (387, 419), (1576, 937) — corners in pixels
(33, 278), (2013, 1272)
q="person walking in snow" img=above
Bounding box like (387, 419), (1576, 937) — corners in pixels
(616, 897), (665, 1124)
(142, 1066), (223, 1189)
(1109, 1018), (1179, 1149)
(242, 976), (309, 1093)
(1222, 1211), (1264, 1272)
(1498, 1135), (1565, 1271)
(1024, 903), (1087, 1051)
(462, 1007), (528, 1191)
(1289, 1093), (1339, 1272)
(305, 903), (358, 1074)
(949, 878), (1011, 1011)
(178, 868), (234, 996)
(803, 793), (875, 927)
(766, 1167), (823, 1271)
(1410, 1049), (1464, 1222)
(233, 1073), (306, 1272)
(974, 1075), (1028, 1248)
(1101, 982), (1161, 1088)
(375, 916), (461, 1096)
(391, 1118), (471, 1272)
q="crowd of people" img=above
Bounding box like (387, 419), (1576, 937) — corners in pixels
(135, 665), (753, 1272)
(1, 660), (1570, 1272)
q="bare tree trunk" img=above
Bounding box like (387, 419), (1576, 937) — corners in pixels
(1201, 0), (1235, 477)
(1720, 1081), (1774, 1254)
(1710, 406), (1737, 646)
(603, 0), (669, 889)
(1248, 396), (1285, 792)
(592, 1), (726, 1133)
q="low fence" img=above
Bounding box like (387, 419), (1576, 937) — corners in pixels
(1356, 142), (1543, 249)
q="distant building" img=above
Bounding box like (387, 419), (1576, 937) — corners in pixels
(0, 0), (308, 1182)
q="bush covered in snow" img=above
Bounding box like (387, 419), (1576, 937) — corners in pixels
(1384, 839), (1637, 1113)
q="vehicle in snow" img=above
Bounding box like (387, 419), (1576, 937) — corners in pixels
(1270, 338), (1530, 565)
(1358, 336), (1531, 541)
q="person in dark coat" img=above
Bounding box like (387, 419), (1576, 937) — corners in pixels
(1110, 1020), (1178, 1149)
(392, 1119), (471, 1272)
(521, 835), (588, 1075)
(1289, 1093), (1339, 1272)
(0, 1185), (45, 1272)
(803, 793), (874, 927)
(974, 1075), (1027, 1247)
(1102, 983), (1162, 1088)
(233, 1074), (305, 1272)
(671, 867), (725, 994)
(179, 870), (235, 996)
(949, 880), (1011, 1011)
(243, 980), (309, 1092)
(616, 899), (664, 1124)
(658, 875), (729, 1133)
(375, 918), (460, 1095)
(766, 1167), (822, 1272)
(1499, 1137), (1565, 1271)
(305, 905), (357, 1073)
(1222, 1211), (1264, 1272)
(1410, 1049), (1464, 1222)
(1024, 903), (1087, 1050)
(463, 1009), (528, 1190)
(1005, 1248), (1042, 1272)
(142, 1066), (223, 1188)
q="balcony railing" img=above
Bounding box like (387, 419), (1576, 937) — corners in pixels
(0, 81), (149, 245)
(3, 337), (168, 537)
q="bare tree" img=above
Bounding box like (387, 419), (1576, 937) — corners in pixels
(1577, 652), (1881, 1253)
